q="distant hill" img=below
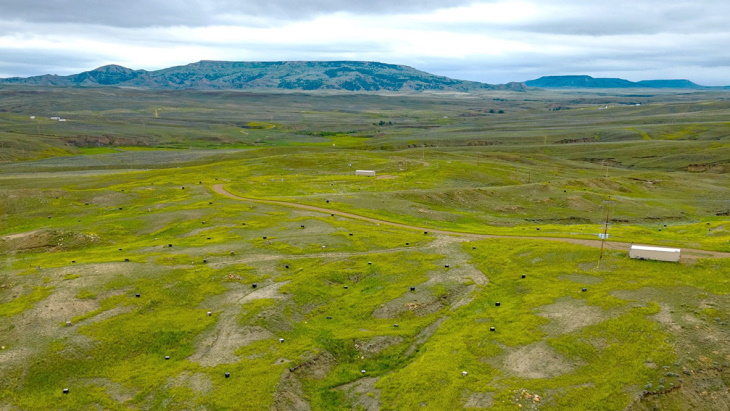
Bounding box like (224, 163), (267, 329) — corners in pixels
(0, 61), (525, 92)
(526, 75), (710, 89)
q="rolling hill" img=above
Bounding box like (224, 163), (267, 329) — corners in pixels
(526, 75), (710, 89)
(0, 60), (525, 92)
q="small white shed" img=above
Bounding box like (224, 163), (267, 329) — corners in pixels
(355, 170), (376, 177)
(629, 245), (681, 262)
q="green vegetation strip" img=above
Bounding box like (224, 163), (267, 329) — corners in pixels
(213, 184), (730, 259)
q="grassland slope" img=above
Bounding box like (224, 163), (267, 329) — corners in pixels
(0, 60), (526, 92)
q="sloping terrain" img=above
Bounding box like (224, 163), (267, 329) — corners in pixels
(0, 60), (525, 92)
(0, 88), (729, 410)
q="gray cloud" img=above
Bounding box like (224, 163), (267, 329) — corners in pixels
(0, 49), (99, 78)
(424, 1), (730, 37)
(0, 0), (729, 85)
(0, 0), (475, 27)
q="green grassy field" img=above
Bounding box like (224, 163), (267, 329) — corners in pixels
(1, 86), (729, 410)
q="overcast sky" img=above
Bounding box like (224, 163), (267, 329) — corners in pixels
(1, 0), (729, 85)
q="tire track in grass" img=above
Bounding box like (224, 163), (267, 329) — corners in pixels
(212, 184), (730, 260)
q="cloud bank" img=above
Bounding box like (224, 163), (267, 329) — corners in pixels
(1, 0), (728, 85)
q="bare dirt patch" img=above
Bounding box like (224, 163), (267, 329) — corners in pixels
(337, 377), (381, 411)
(215, 280), (290, 306)
(271, 352), (337, 411)
(0, 346), (33, 375)
(356, 336), (404, 357)
(371, 291), (446, 319)
(651, 303), (682, 332)
(428, 236), (488, 286)
(372, 237), (485, 318)
(464, 391), (495, 408)
(0, 229), (100, 253)
(189, 312), (274, 367)
(1, 230), (41, 240)
(290, 351), (336, 380)
(376, 175), (399, 180)
(239, 281), (289, 304)
(271, 371), (310, 411)
(503, 342), (575, 379)
(536, 297), (608, 336)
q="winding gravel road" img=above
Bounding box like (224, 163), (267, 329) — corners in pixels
(212, 184), (730, 260)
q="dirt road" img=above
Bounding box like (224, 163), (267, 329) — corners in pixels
(212, 184), (730, 260)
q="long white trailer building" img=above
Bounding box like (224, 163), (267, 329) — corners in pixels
(629, 245), (681, 262)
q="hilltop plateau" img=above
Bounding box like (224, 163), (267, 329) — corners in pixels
(525, 75), (724, 89)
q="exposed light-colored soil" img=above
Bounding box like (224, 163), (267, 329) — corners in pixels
(337, 377), (381, 411)
(356, 336), (404, 357)
(271, 371), (310, 411)
(536, 296), (608, 335)
(189, 312), (274, 367)
(651, 303), (682, 332)
(372, 291), (445, 319)
(503, 341), (575, 379)
(464, 392), (495, 408)
(290, 351), (336, 380)
(238, 281), (289, 304)
(1, 230), (40, 240)
(272, 352), (337, 410)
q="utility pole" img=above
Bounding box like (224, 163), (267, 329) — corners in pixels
(597, 200), (615, 269)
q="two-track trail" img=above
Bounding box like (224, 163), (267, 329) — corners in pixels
(212, 184), (730, 260)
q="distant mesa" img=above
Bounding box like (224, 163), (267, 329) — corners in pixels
(525, 75), (709, 89)
(0, 60), (526, 92)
